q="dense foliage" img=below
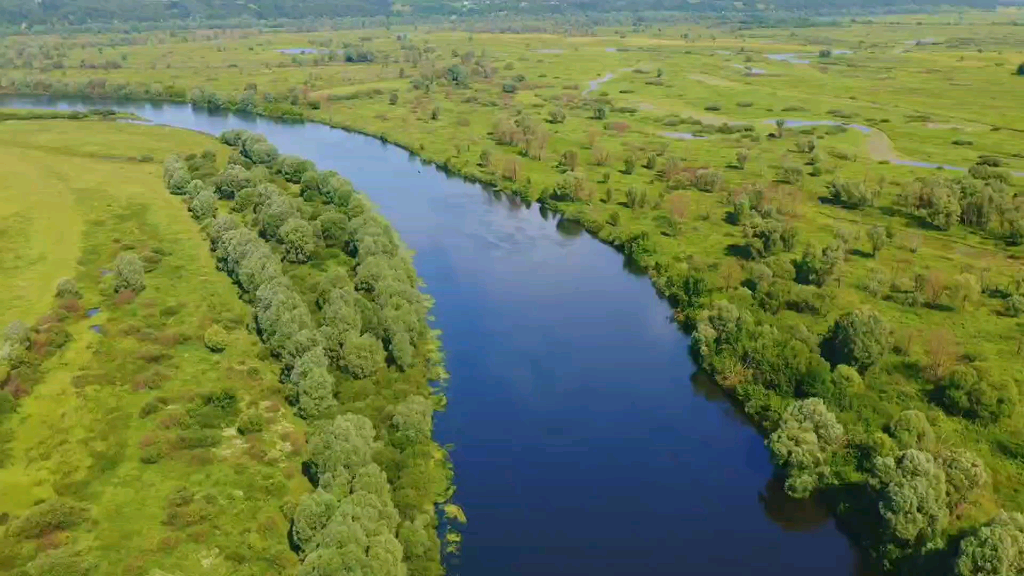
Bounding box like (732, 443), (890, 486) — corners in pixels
(162, 132), (452, 576)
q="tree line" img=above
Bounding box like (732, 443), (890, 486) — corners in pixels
(162, 129), (452, 576)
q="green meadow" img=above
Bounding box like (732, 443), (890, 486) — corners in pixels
(0, 119), (311, 575)
(2, 8), (1024, 574)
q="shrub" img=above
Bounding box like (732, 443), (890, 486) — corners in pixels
(204, 325), (229, 352)
(55, 278), (81, 299)
(548, 108), (566, 123)
(113, 253), (145, 294)
(236, 410), (265, 435)
(693, 169), (723, 192)
(8, 499), (90, 538)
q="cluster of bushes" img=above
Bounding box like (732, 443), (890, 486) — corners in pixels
(161, 130), (449, 576)
(899, 175), (1024, 242)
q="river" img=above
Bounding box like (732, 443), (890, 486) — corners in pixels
(2, 96), (864, 576)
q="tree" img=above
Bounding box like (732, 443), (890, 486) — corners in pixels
(54, 278), (81, 299)
(939, 365), (1017, 423)
(258, 195), (300, 240)
(954, 511), (1024, 576)
(292, 490), (339, 553)
(319, 291), (362, 364)
(307, 413), (379, 485)
(775, 118), (785, 138)
(832, 364), (862, 395)
(548, 108), (566, 124)
(768, 398), (845, 498)
(212, 164), (255, 200)
(189, 190), (218, 222)
(867, 226), (888, 256)
(296, 362), (337, 419)
(276, 155), (316, 183)
(1017, 63), (1024, 76)
(342, 333), (386, 379)
(877, 449), (949, 549)
(301, 170), (354, 207)
(391, 394), (432, 448)
(280, 218), (317, 263)
(820, 308), (891, 372)
(113, 253), (145, 293)
(940, 448), (989, 509)
(888, 410), (934, 450)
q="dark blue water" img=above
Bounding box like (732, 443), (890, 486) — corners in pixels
(2, 96), (862, 576)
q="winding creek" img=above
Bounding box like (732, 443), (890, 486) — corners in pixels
(3, 96), (864, 576)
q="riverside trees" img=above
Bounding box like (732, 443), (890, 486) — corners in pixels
(162, 130), (449, 576)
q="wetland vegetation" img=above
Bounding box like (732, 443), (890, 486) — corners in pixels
(2, 5), (1024, 576)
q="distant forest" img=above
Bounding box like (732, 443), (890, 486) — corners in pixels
(0, 0), (1001, 27)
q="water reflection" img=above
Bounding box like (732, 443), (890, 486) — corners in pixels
(759, 476), (833, 532)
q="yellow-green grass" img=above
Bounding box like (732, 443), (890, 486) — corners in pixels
(0, 119), (306, 575)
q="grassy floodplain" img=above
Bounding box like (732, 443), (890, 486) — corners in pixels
(3, 8), (1024, 574)
(0, 118), (311, 574)
(0, 115), (452, 576)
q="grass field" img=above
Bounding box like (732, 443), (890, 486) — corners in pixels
(0, 118), (308, 575)
(3, 9), (1024, 572)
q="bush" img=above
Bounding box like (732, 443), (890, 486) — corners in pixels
(204, 325), (229, 352)
(236, 410), (265, 435)
(8, 499), (90, 538)
(55, 277), (81, 299)
(693, 169), (723, 192)
(113, 253), (145, 294)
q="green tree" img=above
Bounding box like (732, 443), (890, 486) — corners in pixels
(113, 253), (145, 293)
(275, 154), (316, 183)
(735, 149), (750, 170)
(280, 218), (317, 263)
(955, 511), (1024, 576)
(820, 308), (891, 372)
(831, 364), (862, 395)
(876, 449), (949, 549)
(867, 225), (888, 256)
(391, 395), (433, 448)
(768, 398), (845, 498)
(940, 448), (989, 509)
(307, 413), (379, 486)
(317, 212), (349, 248)
(258, 195), (300, 240)
(212, 164), (255, 200)
(548, 108), (566, 124)
(291, 489), (339, 553)
(887, 410), (934, 450)
(342, 333), (386, 379)
(939, 365), (1017, 423)
(189, 190), (218, 222)
(774, 118), (785, 138)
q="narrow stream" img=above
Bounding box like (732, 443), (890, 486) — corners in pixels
(2, 96), (864, 576)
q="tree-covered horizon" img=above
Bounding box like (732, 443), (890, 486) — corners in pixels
(0, 0), (1000, 28)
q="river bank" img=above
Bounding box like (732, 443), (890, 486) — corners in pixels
(0, 95), (865, 576)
